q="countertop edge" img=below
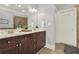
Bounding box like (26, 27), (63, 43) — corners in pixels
(0, 29), (46, 39)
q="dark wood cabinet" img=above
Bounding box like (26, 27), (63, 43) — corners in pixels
(0, 31), (46, 54)
(0, 37), (18, 54)
(18, 35), (31, 54)
(31, 32), (45, 53)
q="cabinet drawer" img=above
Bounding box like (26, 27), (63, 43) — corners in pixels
(0, 37), (18, 50)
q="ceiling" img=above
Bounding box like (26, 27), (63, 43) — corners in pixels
(0, 4), (78, 13)
(56, 4), (78, 10)
(0, 4), (39, 13)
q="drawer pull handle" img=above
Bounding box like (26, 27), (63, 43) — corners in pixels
(8, 41), (11, 44)
(16, 44), (18, 47)
(19, 43), (21, 46)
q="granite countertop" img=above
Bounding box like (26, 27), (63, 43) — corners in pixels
(0, 28), (46, 39)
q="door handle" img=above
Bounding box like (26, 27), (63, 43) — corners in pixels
(19, 43), (21, 46)
(8, 41), (11, 44)
(16, 44), (18, 47)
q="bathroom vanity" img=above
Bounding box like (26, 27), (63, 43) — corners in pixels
(0, 29), (46, 54)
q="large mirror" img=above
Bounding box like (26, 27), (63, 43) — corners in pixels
(13, 16), (28, 29)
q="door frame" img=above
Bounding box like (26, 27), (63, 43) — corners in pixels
(55, 8), (77, 47)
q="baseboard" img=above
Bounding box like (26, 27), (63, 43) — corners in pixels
(45, 44), (55, 50)
(56, 42), (77, 47)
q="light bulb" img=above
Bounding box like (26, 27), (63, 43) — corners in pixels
(17, 4), (22, 7)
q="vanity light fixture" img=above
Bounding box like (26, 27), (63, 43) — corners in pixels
(17, 4), (22, 7)
(32, 8), (37, 12)
(22, 10), (26, 12)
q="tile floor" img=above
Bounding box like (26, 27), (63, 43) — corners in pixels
(37, 47), (64, 54)
(37, 43), (64, 54)
(37, 43), (79, 54)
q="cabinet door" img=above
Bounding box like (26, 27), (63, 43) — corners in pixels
(0, 37), (18, 54)
(57, 9), (76, 46)
(39, 31), (46, 48)
(31, 33), (40, 53)
(36, 32), (45, 51)
(33, 31), (46, 52)
(21, 34), (37, 54)
(28, 34), (37, 54)
(18, 35), (30, 54)
(18, 31), (46, 54)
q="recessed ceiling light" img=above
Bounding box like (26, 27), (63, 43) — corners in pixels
(17, 4), (22, 7)
(22, 10), (26, 12)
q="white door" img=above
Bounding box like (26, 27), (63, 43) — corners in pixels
(57, 8), (76, 46)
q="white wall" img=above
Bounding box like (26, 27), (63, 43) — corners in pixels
(27, 12), (38, 28)
(38, 5), (56, 47)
